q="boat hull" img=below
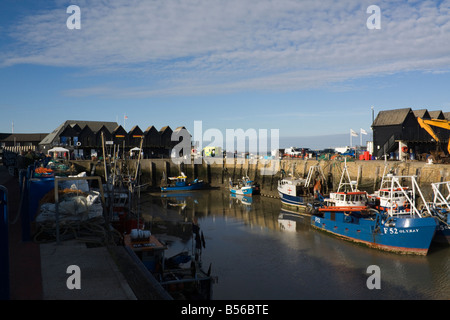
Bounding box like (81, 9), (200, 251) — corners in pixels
(161, 182), (204, 192)
(434, 217), (450, 244)
(230, 186), (253, 196)
(310, 211), (438, 255)
(279, 191), (320, 211)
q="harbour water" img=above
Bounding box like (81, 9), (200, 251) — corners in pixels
(140, 189), (450, 300)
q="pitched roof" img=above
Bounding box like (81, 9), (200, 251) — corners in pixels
(428, 110), (444, 119)
(372, 108), (412, 126)
(128, 125), (143, 135)
(144, 125), (158, 133)
(39, 120), (118, 145)
(159, 126), (172, 133)
(0, 133), (48, 143)
(112, 125), (127, 135)
(412, 109), (430, 119)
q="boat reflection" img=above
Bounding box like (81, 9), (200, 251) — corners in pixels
(230, 193), (253, 206)
(278, 208), (310, 232)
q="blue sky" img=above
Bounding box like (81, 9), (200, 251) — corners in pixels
(1, 0), (450, 149)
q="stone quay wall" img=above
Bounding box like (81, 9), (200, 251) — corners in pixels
(70, 158), (450, 201)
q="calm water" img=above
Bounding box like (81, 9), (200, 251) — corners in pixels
(140, 189), (450, 300)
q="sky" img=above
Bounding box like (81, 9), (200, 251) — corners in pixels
(1, 0), (450, 149)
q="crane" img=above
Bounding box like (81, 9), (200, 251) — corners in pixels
(417, 117), (450, 162)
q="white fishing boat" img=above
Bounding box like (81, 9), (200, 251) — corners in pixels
(324, 160), (368, 208)
(278, 165), (327, 209)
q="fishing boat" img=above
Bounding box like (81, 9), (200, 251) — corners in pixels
(161, 172), (204, 192)
(229, 176), (258, 196)
(124, 224), (215, 300)
(427, 181), (450, 244)
(367, 165), (412, 212)
(321, 161), (368, 208)
(311, 175), (438, 255)
(124, 229), (166, 272)
(278, 165), (327, 210)
(304, 161), (365, 214)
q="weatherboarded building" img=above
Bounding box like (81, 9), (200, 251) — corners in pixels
(38, 120), (189, 159)
(372, 108), (450, 160)
(0, 133), (48, 152)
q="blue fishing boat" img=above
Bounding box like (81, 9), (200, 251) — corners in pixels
(428, 181), (450, 245)
(311, 175), (438, 255)
(161, 172), (204, 192)
(229, 176), (257, 196)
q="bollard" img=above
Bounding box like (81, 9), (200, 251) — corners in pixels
(0, 185), (10, 300)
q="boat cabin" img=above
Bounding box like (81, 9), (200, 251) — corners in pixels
(278, 178), (307, 197)
(373, 187), (413, 213)
(124, 233), (167, 273)
(169, 175), (188, 187)
(327, 191), (368, 207)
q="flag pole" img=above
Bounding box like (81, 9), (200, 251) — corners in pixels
(350, 129), (352, 148)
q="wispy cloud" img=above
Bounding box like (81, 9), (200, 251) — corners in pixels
(2, 0), (450, 96)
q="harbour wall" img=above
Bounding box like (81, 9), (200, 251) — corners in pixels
(70, 158), (450, 200)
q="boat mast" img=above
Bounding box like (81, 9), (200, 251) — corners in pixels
(337, 159), (356, 192)
(431, 182), (450, 209)
(387, 176), (431, 218)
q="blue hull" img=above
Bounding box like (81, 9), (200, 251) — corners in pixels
(279, 192), (309, 207)
(311, 211), (438, 255)
(279, 192), (321, 213)
(161, 182), (204, 192)
(434, 219), (450, 245)
(230, 187), (253, 196)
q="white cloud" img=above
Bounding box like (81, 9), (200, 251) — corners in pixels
(2, 0), (450, 96)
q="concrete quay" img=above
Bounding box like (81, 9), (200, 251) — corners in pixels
(0, 166), (171, 300)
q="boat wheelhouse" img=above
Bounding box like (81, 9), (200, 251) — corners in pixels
(316, 159), (369, 212)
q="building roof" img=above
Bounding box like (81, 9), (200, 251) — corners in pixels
(0, 133), (48, 143)
(412, 109), (430, 119)
(144, 125), (158, 133)
(159, 126), (172, 133)
(112, 125), (127, 135)
(39, 120), (118, 145)
(372, 108), (412, 127)
(128, 125), (143, 135)
(428, 110), (445, 119)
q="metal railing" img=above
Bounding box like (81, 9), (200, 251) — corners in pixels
(377, 134), (397, 159)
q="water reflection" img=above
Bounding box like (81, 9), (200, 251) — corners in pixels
(140, 189), (450, 300)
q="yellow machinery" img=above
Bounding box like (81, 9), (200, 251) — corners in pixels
(417, 117), (450, 160)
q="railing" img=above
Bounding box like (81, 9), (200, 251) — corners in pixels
(0, 185), (9, 300)
(377, 134), (397, 159)
(1, 146), (37, 153)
